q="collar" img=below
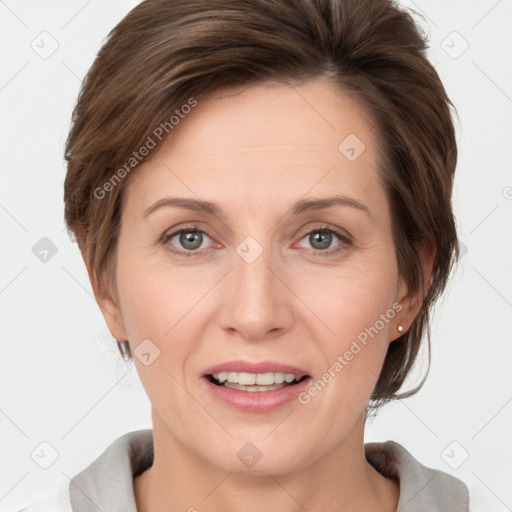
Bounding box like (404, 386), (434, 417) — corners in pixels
(69, 429), (469, 511)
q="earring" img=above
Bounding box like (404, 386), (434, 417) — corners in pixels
(397, 325), (404, 333)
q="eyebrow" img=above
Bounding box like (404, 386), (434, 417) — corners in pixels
(142, 195), (370, 219)
(291, 196), (370, 216)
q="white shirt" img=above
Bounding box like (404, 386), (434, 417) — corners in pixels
(17, 428), (470, 511)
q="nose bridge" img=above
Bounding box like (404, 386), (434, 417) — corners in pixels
(218, 235), (292, 340)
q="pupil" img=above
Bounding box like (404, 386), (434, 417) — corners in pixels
(311, 231), (331, 250)
(180, 230), (202, 250)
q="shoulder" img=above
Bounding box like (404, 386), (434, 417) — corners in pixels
(15, 429), (153, 512)
(365, 440), (470, 512)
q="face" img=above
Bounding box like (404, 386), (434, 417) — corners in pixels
(98, 76), (412, 476)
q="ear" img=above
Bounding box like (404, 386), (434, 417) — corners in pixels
(84, 258), (129, 342)
(392, 238), (436, 339)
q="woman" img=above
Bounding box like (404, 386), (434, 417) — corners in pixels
(20, 0), (469, 510)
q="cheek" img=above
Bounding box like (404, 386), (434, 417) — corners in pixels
(115, 260), (208, 418)
(115, 256), (219, 408)
(299, 257), (399, 398)
(303, 257), (399, 342)
(116, 254), (210, 342)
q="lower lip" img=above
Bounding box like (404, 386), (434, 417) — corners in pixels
(202, 376), (311, 412)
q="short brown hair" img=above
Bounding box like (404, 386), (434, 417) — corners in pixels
(64, 0), (458, 408)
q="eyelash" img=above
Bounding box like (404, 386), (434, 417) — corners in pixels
(161, 224), (352, 259)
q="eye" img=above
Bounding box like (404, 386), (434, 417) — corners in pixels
(163, 228), (214, 256)
(296, 226), (351, 255)
(162, 224), (351, 258)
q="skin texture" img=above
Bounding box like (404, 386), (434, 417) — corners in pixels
(89, 76), (430, 511)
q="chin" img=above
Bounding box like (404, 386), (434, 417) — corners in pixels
(216, 452), (310, 477)
(195, 433), (320, 477)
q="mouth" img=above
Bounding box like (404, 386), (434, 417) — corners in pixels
(206, 371), (309, 393)
(201, 360), (312, 411)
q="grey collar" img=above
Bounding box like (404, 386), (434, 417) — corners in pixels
(69, 429), (469, 512)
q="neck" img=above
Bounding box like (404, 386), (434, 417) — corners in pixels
(134, 410), (399, 512)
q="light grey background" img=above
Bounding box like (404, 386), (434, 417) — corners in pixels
(1, 1), (511, 510)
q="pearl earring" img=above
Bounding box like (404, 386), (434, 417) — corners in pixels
(397, 325), (404, 333)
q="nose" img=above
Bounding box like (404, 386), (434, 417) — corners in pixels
(217, 241), (294, 341)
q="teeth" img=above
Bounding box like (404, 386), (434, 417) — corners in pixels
(223, 382), (287, 392)
(274, 372), (285, 384)
(256, 372), (273, 385)
(212, 371), (302, 386)
(239, 372), (256, 385)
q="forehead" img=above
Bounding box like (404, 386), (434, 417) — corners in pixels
(168, 77), (376, 155)
(124, 76), (382, 214)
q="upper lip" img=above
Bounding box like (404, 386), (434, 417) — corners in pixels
(202, 360), (309, 378)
